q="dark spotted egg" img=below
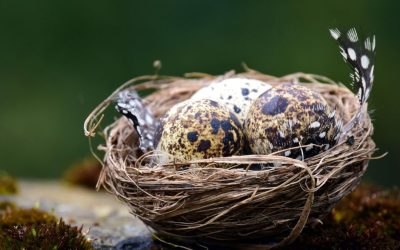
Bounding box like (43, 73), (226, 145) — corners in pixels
(154, 99), (244, 162)
(244, 83), (341, 160)
(190, 78), (271, 125)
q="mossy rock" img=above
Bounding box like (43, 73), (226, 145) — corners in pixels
(0, 205), (93, 250)
(283, 184), (400, 249)
(63, 158), (102, 189)
(0, 201), (16, 211)
(0, 174), (18, 195)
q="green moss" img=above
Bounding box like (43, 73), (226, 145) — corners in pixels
(0, 206), (93, 250)
(285, 184), (400, 249)
(0, 207), (56, 226)
(0, 201), (16, 211)
(0, 173), (18, 195)
(63, 157), (102, 189)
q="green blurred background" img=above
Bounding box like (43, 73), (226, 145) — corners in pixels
(0, 1), (398, 186)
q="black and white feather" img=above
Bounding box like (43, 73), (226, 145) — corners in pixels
(329, 27), (376, 134)
(115, 89), (158, 152)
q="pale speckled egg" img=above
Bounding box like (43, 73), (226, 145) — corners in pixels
(154, 99), (244, 162)
(190, 78), (271, 124)
(244, 83), (341, 159)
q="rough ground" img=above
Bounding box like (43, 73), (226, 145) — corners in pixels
(2, 181), (399, 249)
(0, 180), (152, 249)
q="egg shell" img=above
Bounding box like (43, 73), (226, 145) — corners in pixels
(154, 99), (244, 162)
(244, 83), (340, 159)
(190, 78), (271, 124)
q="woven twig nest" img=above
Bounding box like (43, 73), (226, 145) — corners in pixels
(84, 71), (376, 248)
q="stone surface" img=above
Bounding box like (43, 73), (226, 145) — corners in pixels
(0, 180), (153, 249)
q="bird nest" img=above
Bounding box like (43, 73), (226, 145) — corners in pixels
(84, 70), (377, 249)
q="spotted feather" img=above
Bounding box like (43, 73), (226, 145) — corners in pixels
(115, 89), (158, 152)
(329, 27), (376, 104)
(329, 28), (376, 134)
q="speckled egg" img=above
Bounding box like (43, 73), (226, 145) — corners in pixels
(190, 78), (271, 124)
(244, 83), (341, 159)
(154, 99), (244, 162)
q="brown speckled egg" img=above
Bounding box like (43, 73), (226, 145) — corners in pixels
(154, 99), (244, 162)
(244, 83), (341, 159)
